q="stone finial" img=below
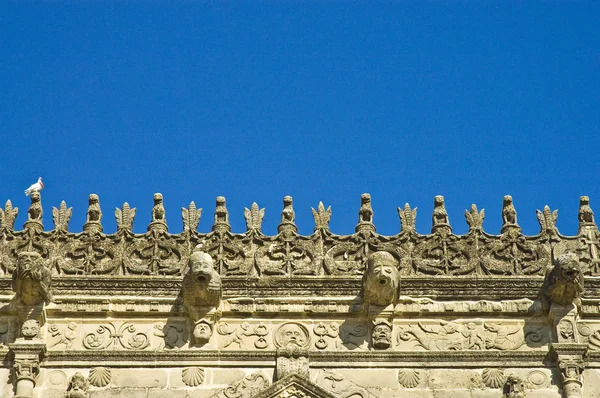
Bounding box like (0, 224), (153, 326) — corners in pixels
(278, 196), (297, 235)
(149, 193), (167, 232)
(66, 372), (89, 398)
(536, 206), (558, 237)
(0, 200), (18, 231)
(398, 203), (417, 233)
(244, 202), (265, 232)
(356, 193), (375, 233)
(212, 196), (231, 233)
(182, 201), (202, 232)
(12, 251), (52, 306)
(83, 194), (102, 233)
(115, 202), (136, 231)
(431, 195), (451, 233)
(52, 201), (72, 232)
(501, 195), (520, 233)
(503, 375), (526, 398)
(578, 196), (596, 234)
(311, 202), (331, 231)
(465, 204), (485, 232)
(25, 191), (43, 230)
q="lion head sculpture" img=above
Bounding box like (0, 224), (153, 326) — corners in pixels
(542, 252), (584, 308)
(362, 251), (399, 306)
(182, 246), (221, 309)
(12, 251), (52, 306)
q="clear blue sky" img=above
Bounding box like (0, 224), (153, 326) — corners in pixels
(1, 3), (598, 237)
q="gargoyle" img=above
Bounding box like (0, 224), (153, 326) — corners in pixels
(182, 246), (221, 310)
(362, 251), (399, 306)
(541, 252), (584, 310)
(12, 251), (52, 306)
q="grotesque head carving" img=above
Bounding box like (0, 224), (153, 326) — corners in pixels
(542, 252), (584, 308)
(193, 319), (213, 345)
(503, 375), (526, 398)
(189, 250), (214, 285)
(13, 251), (52, 306)
(66, 372), (89, 398)
(363, 251), (399, 306)
(21, 319), (40, 339)
(372, 319), (392, 349)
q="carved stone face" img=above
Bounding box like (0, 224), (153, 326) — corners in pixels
(558, 255), (582, 282)
(193, 321), (212, 345)
(189, 252), (213, 284)
(372, 323), (392, 349)
(21, 319), (40, 339)
(278, 323), (308, 348)
(18, 252), (42, 278)
(67, 372), (88, 398)
(367, 252), (398, 288)
(153, 193), (162, 204)
(559, 321), (575, 340)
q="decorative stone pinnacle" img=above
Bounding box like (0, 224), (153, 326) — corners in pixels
(278, 196), (297, 235)
(536, 205), (558, 237)
(431, 195), (451, 233)
(83, 194), (102, 233)
(115, 202), (136, 231)
(465, 204), (484, 232)
(149, 193), (167, 232)
(182, 201), (202, 232)
(578, 195), (596, 234)
(356, 193), (375, 233)
(24, 191), (43, 231)
(311, 201), (331, 231)
(0, 199), (18, 231)
(52, 201), (72, 232)
(501, 195), (521, 234)
(398, 203), (417, 233)
(212, 196), (231, 233)
(244, 202), (265, 232)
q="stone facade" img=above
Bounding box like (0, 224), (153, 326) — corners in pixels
(1, 193), (600, 397)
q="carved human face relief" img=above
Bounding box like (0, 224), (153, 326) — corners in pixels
(193, 321), (212, 345)
(275, 323), (309, 349)
(190, 252), (213, 283)
(21, 319), (40, 339)
(372, 323), (392, 349)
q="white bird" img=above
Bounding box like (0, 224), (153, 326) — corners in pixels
(24, 177), (44, 196)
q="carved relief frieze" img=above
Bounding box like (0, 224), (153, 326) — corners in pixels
(82, 321), (151, 350)
(48, 322), (78, 349)
(217, 321), (270, 349)
(316, 369), (372, 397)
(211, 372), (271, 398)
(153, 321), (186, 350)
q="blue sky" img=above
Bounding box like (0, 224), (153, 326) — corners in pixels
(1, 2), (598, 237)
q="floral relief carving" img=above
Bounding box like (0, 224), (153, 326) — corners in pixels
(83, 322), (151, 350)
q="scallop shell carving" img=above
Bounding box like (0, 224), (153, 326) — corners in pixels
(482, 368), (505, 388)
(88, 367), (111, 387)
(397, 369), (420, 388)
(182, 367), (205, 387)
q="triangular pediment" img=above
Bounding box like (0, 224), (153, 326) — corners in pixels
(251, 374), (337, 398)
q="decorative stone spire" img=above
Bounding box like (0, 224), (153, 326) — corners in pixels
(311, 201), (331, 231)
(83, 194), (102, 233)
(536, 205), (558, 237)
(278, 196), (297, 235)
(0, 200), (18, 231)
(212, 196), (230, 233)
(115, 202), (136, 232)
(397, 203), (417, 233)
(465, 204), (485, 232)
(182, 201), (202, 232)
(431, 195), (451, 234)
(24, 191), (43, 231)
(501, 195), (521, 234)
(149, 193), (167, 232)
(52, 201), (72, 232)
(356, 193), (375, 233)
(578, 195), (596, 234)
(244, 202), (265, 232)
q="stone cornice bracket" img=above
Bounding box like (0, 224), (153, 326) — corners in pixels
(148, 193), (168, 232)
(277, 196), (297, 237)
(551, 343), (588, 398)
(362, 251), (399, 308)
(23, 191), (43, 233)
(182, 245), (222, 327)
(8, 338), (46, 398)
(355, 193), (375, 234)
(431, 195), (451, 234)
(541, 252), (584, 315)
(274, 322), (310, 380)
(12, 251), (52, 308)
(577, 195), (597, 235)
(212, 196), (231, 234)
(83, 194), (102, 234)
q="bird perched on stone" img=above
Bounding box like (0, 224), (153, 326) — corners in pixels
(24, 177), (44, 196)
